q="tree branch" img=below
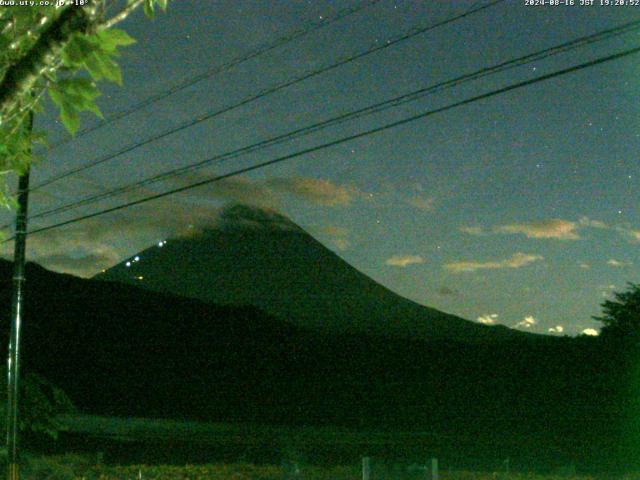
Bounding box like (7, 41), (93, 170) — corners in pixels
(99, 0), (144, 31)
(0, 5), (94, 120)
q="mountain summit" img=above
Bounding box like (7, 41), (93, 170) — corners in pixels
(96, 204), (532, 342)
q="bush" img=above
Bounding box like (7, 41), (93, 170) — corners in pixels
(22, 453), (96, 480)
(0, 368), (76, 441)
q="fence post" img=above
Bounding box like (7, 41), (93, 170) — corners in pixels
(362, 457), (371, 480)
(430, 458), (438, 480)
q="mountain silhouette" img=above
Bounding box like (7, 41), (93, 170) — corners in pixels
(0, 259), (630, 471)
(96, 204), (534, 343)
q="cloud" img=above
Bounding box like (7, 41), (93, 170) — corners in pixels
(548, 325), (564, 334)
(582, 328), (599, 336)
(607, 259), (630, 268)
(4, 177), (366, 280)
(175, 174), (366, 208)
(477, 314), (498, 325)
(578, 216), (608, 229)
(3, 197), (232, 278)
(4, 174), (365, 278)
(436, 286), (460, 297)
(444, 252), (543, 273)
(612, 224), (640, 243)
(333, 238), (350, 251)
(385, 255), (425, 267)
(515, 316), (537, 329)
(459, 226), (485, 236)
(319, 226), (348, 237)
(172, 174), (279, 208)
(628, 229), (640, 242)
(12, 197), (338, 278)
(266, 177), (362, 206)
(460, 216), (613, 242)
(35, 251), (122, 275)
(494, 219), (580, 240)
(318, 226), (350, 251)
(407, 195), (434, 211)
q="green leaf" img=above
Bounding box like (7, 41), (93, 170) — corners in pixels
(103, 58), (122, 85)
(96, 28), (136, 52)
(58, 78), (100, 102)
(62, 34), (100, 68)
(84, 51), (107, 81)
(144, 0), (155, 18)
(157, 0), (168, 11)
(59, 102), (80, 135)
(0, 34), (10, 53)
(48, 87), (65, 110)
(84, 51), (122, 85)
(61, 36), (85, 67)
(49, 80), (101, 135)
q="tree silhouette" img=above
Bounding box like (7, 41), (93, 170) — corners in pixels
(0, 368), (76, 442)
(594, 282), (640, 342)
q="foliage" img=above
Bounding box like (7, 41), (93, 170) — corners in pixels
(22, 453), (94, 480)
(594, 282), (640, 342)
(0, 0), (168, 207)
(0, 368), (76, 441)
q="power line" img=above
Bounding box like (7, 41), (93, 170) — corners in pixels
(31, 0), (506, 192)
(46, 0), (385, 150)
(13, 44), (640, 242)
(21, 18), (640, 225)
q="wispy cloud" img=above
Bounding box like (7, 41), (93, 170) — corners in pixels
(173, 175), (279, 208)
(318, 226), (350, 251)
(494, 219), (580, 240)
(174, 174), (366, 208)
(386, 255), (425, 267)
(4, 194), (310, 278)
(460, 216), (611, 241)
(628, 229), (640, 242)
(607, 259), (631, 268)
(444, 252), (543, 273)
(459, 226), (485, 236)
(3, 197), (227, 278)
(266, 177), (363, 206)
(612, 224), (640, 243)
(477, 314), (498, 325)
(2, 174), (363, 277)
(578, 216), (608, 229)
(406, 195), (434, 211)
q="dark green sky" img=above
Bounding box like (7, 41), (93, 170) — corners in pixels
(3, 0), (639, 336)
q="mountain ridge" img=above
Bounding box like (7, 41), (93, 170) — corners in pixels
(96, 204), (542, 343)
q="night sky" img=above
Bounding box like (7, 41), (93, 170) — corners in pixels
(2, 0), (639, 337)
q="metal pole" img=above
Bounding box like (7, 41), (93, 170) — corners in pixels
(430, 458), (438, 480)
(6, 112), (32, 480)
(362, 456), (371, 480)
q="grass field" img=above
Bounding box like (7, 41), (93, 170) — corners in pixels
(21, 457), (640, 480)
(87, 464), (640, 480)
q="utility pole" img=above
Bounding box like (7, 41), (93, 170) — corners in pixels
(6, 111), (33, 480)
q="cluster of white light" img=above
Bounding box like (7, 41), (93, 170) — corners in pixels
(158, 240), (167, 247)
(125, 256), (141, 267)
